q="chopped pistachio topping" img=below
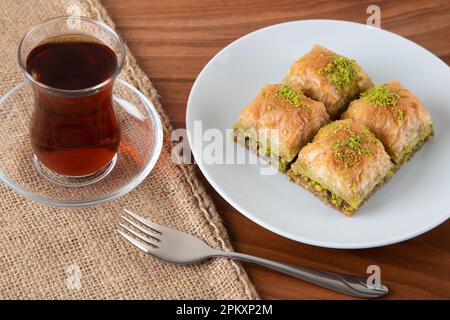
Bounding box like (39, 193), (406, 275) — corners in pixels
(323, 55), (359, 90)
(276, 85), (308, 109)
(362, 84), (404, 121)
(331, 130), (373, 167)
(363, 84), (399, 106)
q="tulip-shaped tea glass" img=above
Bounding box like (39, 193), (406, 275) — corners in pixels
(0, 15), (163, 207)
(18, 16), (126, 186)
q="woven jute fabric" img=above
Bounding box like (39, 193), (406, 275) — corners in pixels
(0, 0), (258, 299)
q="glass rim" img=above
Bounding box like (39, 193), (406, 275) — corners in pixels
(17, 15), (126, 95)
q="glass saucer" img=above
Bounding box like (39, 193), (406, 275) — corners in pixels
(0, 79), (163, 207)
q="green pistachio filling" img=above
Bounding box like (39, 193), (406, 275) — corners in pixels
(362, 84), (404, 121)
(290, 166), (393, 214)
(265, 144), (291, 172)
(292, 172), (352, 212)
(234, 126), (294, 172)
(276, 85), (308, 109)
(396, 124), (434, 165)
(331, 192), (344, 207)
(278, 159), (290, 172)
(323, 55), (359, 91)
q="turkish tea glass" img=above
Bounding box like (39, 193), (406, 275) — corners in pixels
(18, 16), (126, 186)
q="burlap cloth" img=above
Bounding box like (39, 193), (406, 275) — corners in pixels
(0, 0), (258, 299)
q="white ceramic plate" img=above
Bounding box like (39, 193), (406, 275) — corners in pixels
(186, 20), (450, 249)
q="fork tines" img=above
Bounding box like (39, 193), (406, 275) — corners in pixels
(118, 208), (162, 253)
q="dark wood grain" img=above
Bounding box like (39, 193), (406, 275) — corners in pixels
(102, 0), (450, 299)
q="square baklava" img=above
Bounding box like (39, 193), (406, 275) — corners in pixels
(288, 119), (394, 216)
(342, 81), (434, 165)
(284, 45), (373, 119)
(233, 83), (329, 172)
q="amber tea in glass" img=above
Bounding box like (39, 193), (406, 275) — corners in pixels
(19, 17), (125, 184)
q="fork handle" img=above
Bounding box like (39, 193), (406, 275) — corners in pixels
(219, 251), (388, 298)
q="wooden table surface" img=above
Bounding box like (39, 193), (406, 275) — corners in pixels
(102, 0), (450, 299)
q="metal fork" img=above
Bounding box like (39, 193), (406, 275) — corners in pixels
(118, 208), (388, 298)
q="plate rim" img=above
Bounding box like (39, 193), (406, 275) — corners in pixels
(186, 19), (449, 249)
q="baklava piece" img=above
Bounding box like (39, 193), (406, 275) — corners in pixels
(342, 81), (434, 165)
(288, 119), (394, 216)
(233, 83), (329, 172)
(284, 45), (372, 119)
